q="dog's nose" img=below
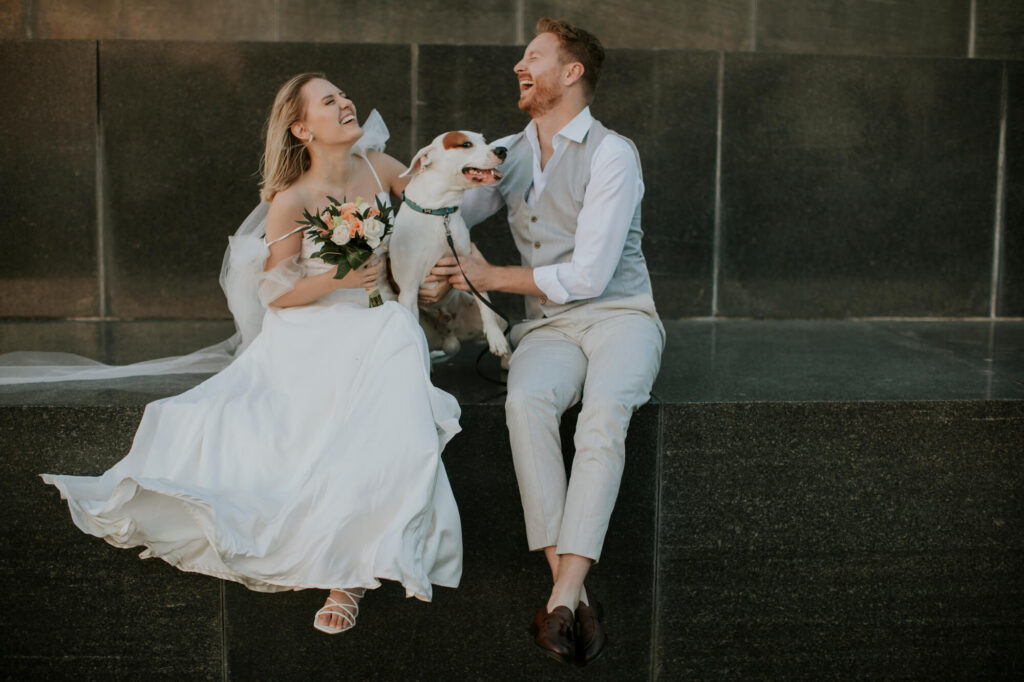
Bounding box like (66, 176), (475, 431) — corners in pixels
(493, 146), (507, 161)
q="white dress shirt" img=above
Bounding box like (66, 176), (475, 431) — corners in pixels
(460, 107), (644, 305)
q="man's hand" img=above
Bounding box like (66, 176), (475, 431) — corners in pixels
(417, 275), (451, 305)
(433, 243), (494, 292)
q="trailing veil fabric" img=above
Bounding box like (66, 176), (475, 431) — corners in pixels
(0, 110), (391, 385)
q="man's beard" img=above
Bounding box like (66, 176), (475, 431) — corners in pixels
(518, 76), (562, 117)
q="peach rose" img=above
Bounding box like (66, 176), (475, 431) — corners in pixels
(346, 214), (363, 237)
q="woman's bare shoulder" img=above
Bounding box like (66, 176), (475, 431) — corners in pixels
(366, 150), (410, 194)
(366, 150), (407, 177)
(265, 185), (308, 239)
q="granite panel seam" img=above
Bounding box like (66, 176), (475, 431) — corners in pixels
(749, 0), (759, 52)
(94, 40), (107, 320)
(24, 0), (34, 39)
(711, 51), (725, 317)
(992, 62), (1009, 318)
(220, 581), (228, 682)
(969, 0), (978, 58)
(650, 399), (665, 681)
(410, 43), (419, 161)
(515, 0), (525, 45)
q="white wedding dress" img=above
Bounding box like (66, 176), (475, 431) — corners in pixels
(38, 116), (463, 600)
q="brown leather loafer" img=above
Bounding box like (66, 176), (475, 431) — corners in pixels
(531, 605), (576, 663)
(575, 598), (606, 666)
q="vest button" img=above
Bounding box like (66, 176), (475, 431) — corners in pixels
(533, 241), (541, 249)
(530, 216), (537, 222)
(539, 296), (547, 305)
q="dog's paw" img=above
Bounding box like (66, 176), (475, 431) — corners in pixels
(487, 331), (510, 358)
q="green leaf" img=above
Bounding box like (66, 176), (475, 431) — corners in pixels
(345, 248), (369, 271)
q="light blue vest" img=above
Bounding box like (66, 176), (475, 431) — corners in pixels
(496, 120), (656, 321)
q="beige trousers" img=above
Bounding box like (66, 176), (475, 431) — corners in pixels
(505, 306), (664, 561)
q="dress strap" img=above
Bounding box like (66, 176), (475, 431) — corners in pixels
(360, 153), (386, 193)
(264, 225), (305, 246)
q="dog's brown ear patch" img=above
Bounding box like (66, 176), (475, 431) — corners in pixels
(442, 131), (470, 149)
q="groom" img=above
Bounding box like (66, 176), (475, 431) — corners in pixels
(429, 17), (664, 664)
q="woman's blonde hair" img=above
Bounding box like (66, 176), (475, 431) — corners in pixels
(259, 72), (326, 203)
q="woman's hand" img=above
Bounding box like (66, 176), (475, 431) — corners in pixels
(337, 256), (384, 290)
(418, 261), (453, 305)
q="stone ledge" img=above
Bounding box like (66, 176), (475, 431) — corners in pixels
(2, 320), (1022, 407)
(2, 399), (1021, 679)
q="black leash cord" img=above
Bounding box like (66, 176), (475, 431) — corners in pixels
(441, 214), (514, 387)
(442, 218), (513, 333)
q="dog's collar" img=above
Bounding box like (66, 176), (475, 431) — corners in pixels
(401, 192), (459, 217)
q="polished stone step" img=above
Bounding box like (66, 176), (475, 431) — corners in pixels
(0, 320), (1021, 679)
(3, 319), (1023, 406)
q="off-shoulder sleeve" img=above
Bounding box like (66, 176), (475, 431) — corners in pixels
(257, 253), (304, 307)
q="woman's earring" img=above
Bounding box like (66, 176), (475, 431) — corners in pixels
(308, 132), (315, 143)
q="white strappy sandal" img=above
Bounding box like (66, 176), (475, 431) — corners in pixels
(313, 588), (366, 634)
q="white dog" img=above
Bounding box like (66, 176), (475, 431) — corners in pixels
(390, 130), (510, 358)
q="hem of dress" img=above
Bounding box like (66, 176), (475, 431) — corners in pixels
(132, 551), (459, 600)
(42, 474), (459, 601)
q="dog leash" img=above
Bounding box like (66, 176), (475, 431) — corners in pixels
(402, 192), (515, 386)
(401, 192), (514, 332)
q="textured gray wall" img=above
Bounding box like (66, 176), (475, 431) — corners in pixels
(0, 38), (1019, 320)
(1, 0), (1022, 320)
(3, 0), (1022, 58)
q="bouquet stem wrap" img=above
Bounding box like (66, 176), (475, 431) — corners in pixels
(367, 287), (383, 308)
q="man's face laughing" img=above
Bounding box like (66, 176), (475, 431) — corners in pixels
(514, 32), (565, 117)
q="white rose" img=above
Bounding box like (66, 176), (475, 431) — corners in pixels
(363, 216), (386, 241)
(330, 227), (351, 245)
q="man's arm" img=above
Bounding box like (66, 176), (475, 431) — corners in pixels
(418, 177), (509, 303)
(438, 136), (642, 303)
(531, 136), (642, 304)
(440, 243), (546, 298)
(459, 184), (505, 228)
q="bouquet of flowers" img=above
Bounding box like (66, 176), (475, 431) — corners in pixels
(297, 195), (395, 307)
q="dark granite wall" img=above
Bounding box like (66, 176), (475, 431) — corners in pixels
(0, 41), (99, 317)
(1003, 62), (1024, 316)
(719, 53), (1003, 317)
(99, 40), (412, 318)
(656, 400), (1024, 679)
(0, 38), (1019, 320)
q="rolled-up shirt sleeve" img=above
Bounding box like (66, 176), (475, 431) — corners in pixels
(459, 133), (516, 229)
(460, 184), (506, 228)
(532, 136), (643, 304)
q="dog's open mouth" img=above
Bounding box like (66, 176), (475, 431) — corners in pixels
(462, 167), (504, 184)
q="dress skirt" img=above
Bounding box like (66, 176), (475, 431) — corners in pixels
(42, 299), (462, 601)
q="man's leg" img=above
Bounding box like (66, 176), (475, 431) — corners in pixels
(505, 325), (587, 562)
(550, 312), (664, 607)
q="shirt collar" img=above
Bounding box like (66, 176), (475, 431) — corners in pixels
(525, 106), (594, 152)
(558, 106), (593, 143)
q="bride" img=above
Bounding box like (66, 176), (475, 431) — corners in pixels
(36, 73), (463, 635)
